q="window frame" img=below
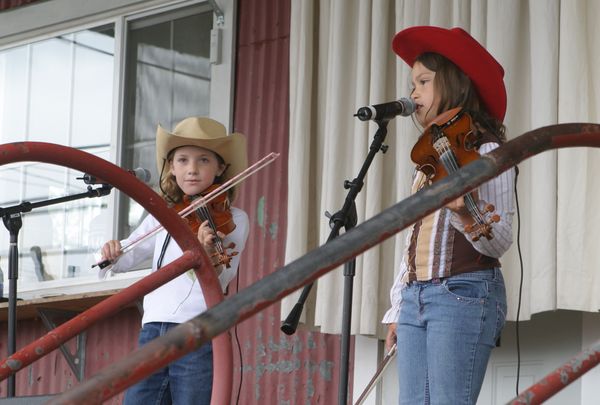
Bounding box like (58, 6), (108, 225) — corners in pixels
(0, 0), (237, 300)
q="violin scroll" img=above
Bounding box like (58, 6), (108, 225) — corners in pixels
(206, 241), (237, 268)
(463, 202), (501, 241)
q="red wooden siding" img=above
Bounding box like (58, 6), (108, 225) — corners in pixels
(0, 0), (41, 11)
(232, 0), (347, 403)
(0, 308), (140, 403)
(0, 0), (349, 403)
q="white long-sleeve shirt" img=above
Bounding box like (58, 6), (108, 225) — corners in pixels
(102, 207), (249, 325)
(382, 142), (515, 324)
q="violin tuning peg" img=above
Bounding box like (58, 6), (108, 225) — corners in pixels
(484, 203), (496, 213)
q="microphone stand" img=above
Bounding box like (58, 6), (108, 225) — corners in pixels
(281, 119), (391, 405)
(0, 184), (112, 397)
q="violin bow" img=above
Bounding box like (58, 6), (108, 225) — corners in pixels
(354, 343), (397, 405)
(93, 152), (280, 269)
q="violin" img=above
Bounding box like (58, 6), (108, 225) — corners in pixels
(410, 107), (500, 241)
(173, 184), (237, 268)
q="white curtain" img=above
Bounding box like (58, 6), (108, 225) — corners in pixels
(283, 0), (600, 337)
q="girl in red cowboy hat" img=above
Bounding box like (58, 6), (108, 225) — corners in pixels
(99, 117), (249, 405)
(382, 26), (516, 404)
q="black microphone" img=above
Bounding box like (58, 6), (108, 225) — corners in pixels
(77, 167), (151, 185)
(354, 97), (416, 121)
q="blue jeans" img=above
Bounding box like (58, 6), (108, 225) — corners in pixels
(396, 268), (506, 405)
(123, 322), (213, 405)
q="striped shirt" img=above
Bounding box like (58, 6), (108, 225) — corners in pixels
(382, 142), (516, 324)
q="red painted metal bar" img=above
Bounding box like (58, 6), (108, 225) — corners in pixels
(0, 0), (40, 11)
(47, 123), (600, 403)
(0, 142), (232, 404)
(507, 339), (600, 404)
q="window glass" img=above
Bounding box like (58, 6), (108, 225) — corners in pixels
(120, 9), (213, 244)
(0, 26), (115, 289)
(0, 3), (220, 295)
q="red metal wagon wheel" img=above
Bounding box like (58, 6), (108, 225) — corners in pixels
(0, 142), (232, 404)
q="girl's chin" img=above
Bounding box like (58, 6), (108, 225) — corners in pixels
(416, 115), (428, 127)
(180, 185), (207, 196)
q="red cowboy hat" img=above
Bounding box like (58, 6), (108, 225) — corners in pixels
(392, 26), (507, 121)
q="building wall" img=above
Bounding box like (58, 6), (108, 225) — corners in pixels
(231, 0), (346, 402)
(1, 1), (599, 404)
(0, 308), (140, 403)
(0, 0), (347, 403)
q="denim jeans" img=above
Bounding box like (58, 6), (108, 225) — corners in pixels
(396, 268), (507, 405)
(123, 322), (213, 405)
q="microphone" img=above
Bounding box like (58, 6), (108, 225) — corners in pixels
(354, 97), (416, 121)
(77, 168), (151, 185)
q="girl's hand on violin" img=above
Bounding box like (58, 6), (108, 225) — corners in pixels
(197, 221), (231, 273)
(446, 190), (479, 216)
(101, 240), (122, 262)
(197, 220), (224, 248)
(446, 197), (476, 228)
(197, 220), (214, 246)
(385, 323), (397, 352)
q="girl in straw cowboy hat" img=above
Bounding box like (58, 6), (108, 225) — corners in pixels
(381, 27), (516, 404)
(100, 117), (249, 405)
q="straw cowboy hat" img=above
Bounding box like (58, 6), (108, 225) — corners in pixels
(392, 26), (507, 121)
(156, 117), (247, 194)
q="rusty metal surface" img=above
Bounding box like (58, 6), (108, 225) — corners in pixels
(46, 124), (600, 403)
(0, 308), (140, 403)
(0, 142), (232, 404)
(507, 339), (600, 405)
(0, 252), (196, 371)
(232, 0), (346, 403)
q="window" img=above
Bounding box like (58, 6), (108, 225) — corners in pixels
(0, 1), (233, 298)
(0, 26), (115, 287)
(120, 6), (214, 243)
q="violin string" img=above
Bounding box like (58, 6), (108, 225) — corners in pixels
(437, 139), (486, 225)
(441, 145), (486, 225)
(194, 203), (226, 255)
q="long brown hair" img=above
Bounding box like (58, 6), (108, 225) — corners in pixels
(416, 52), (506, 142)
